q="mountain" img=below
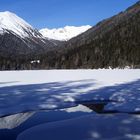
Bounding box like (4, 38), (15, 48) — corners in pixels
(0, 11), (57, 70)
(39, 25), (91, 41)
(1, 1), (140, 70)
(43, 1), (140, 69)
(0, 11), (41, 38)
(0, 11), (57, 48)
(0, 11), (91, 70)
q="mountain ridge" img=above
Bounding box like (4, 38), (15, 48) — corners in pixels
(0, 11), (58, 70)
(43, 1), (140, 69)
(0, 11), (42, 38)
(39, 25), (91, 41)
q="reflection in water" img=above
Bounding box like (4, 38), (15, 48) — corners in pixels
(0, 105), (92, 140)
(0, 112), (34, 129)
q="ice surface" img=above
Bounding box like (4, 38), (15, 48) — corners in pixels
(17, 114), (140, 140)
(0, 69), (140, 140)
(0, 69), (140, 117)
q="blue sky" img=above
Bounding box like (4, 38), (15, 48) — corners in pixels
(0, 0), (139, 29)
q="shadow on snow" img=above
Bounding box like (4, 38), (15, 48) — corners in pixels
(0, 79), (140, 116)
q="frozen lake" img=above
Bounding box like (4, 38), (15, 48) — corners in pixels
(0, 69), (140, 140)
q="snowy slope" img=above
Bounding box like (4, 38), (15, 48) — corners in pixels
(39, 25), (92, 41)
(0, 11), (41, 38)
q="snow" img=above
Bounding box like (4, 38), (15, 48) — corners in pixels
(0, 69), (140, 117)
(0, 69), (140, 139)
(39, 25), (92, 41)
(63, 104), (92, 113)
(0, 11), (91, 40)
(17, 114), (140, 140)
(0, 11), (39, 38)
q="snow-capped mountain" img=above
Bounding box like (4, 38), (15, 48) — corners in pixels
(0, 11), (42, 38)
(0, 11), (89, 70)
(0, 11), (91, 41)
(42, 1), (140, 69)
(0, 11), (57, 70)
(39, 25), (92, 41)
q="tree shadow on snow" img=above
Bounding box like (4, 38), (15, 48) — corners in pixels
(79, 79), (140, 112)
(0, 79), (140, 116)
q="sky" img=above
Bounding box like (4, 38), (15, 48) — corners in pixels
(0, 0), (139, 29)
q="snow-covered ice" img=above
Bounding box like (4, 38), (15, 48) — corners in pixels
(0, 69), (140, 117)
(0, 69), (140, 140)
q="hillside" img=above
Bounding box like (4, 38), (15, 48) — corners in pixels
(0, 11), (57, 70)
(43, 1), (140, 69)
